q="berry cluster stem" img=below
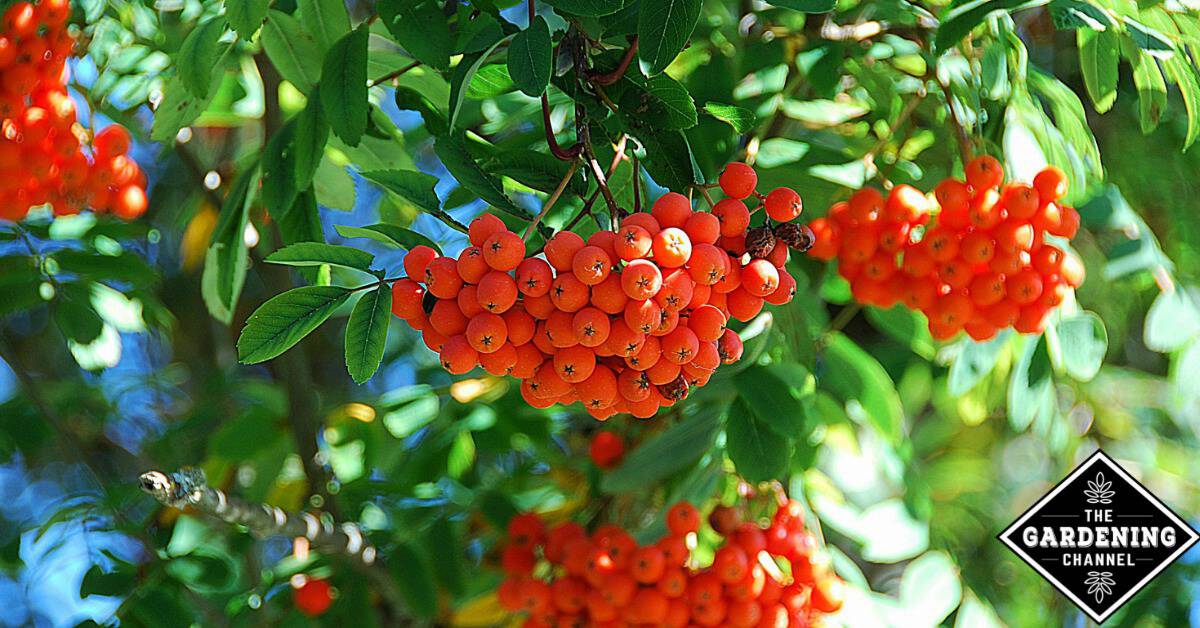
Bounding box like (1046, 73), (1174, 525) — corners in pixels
(525, 158), (580, 240)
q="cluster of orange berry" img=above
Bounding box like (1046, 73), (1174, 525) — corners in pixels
(807, 157), (1083, 341)
(497, 498), (844, 627)
(391, 163), (811, 419)
(0, 0), (147, 221)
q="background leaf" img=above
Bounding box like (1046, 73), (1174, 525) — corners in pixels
(320, 26), (369, 146)
(638, 0), (702, 76)
(237, 286), (353, 364)
(345, 284), (392, 384)
(508, 16), (552, 97)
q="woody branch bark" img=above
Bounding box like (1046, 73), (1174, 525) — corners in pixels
(139, 468), (377, 563)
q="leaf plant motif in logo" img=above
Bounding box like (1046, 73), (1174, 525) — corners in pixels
(1085, 571), (1116, 603)
(1085, 471), (1115, 504)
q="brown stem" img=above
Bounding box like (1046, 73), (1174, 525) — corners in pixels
(524, 159), (580, 239)
(542, 93), (582, 160)
(368, 60), (420, 88)
(589, 37), (639, 86)
(632, 154), (642, 212)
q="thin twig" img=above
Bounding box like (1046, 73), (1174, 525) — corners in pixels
(863, 90), (924, 169)
(368, 60), (420, 88)
(937, 79), (973, 165)
(632, 153), (642, 212)
(525, 159), (580, 240)
(139, 468), (378, 562)
(589, 37), (639, 86)
(542, 93), (582, 160)
(695, 185), (716, 209)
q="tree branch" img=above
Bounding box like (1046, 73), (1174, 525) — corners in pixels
(369, 60), (420, 88)
(139, 468), (378, 563)
(588, 37), (639, 86)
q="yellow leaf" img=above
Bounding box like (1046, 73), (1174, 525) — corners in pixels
(181, 202), (219, 272)
(448, 592), (513, 628)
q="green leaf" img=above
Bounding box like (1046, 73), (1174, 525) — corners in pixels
(81, 565), (135, 597)
(449, 36), (510, 131)
(822, 333), (904, 443)
(150, 74), (218, 142)
(467, 64), (516, 98)
(391, 543), (438, 618)
(1055, 311), (1107, 381)
(320, 26), (369, 146)
(378, 0), (452, 70)
(702, 102), (757, 133)
(262, 10), (323, 94)
(261, 121), (299, 217)
(177, 18), (227, 98)
(508, 16), (552, 97)
(1007, 334), (1055, 431)
(298, 0), (350, 52)
(1129, 47), (1167, 133)
(360, 170), (441, 214)
(54, 250), (158, 287)
(345, 284), (392, 384)
(201, 166), (256, 324)
(1078, 28), (1119, 113)
(947, 332), (1010, 396)
(767, 0), (836, 11)
(428, 519), (466, 598)
(725, 397), (790, 482)
(482, 149), (588, 196)
(336, 224), (441, 253)
(637, 0), (702, 76)
(1048, 0), (1114, 30)
(734, 364), (810, 438)
(601, 405), (724, 493)
(934, 0), (1039, 54)
(622, 74), (697, 129)
(542, 0), (628, 16)
(1161, 55), (1200, 148)
(237, 286), (353, 364)
(898, 552), (962, 625)
(293, 90), (329, 190)
(629, 127), (701, 191)
(265, 242), (375, 271)
(54, 284), (104, 345)
(1144, 289), (1200, 353)
(434, 135), (530, 220)
(1124, 16), (1175, 55)
(866, 305), (935, 359)
(277, 188), (325, 246)
(225, 0), (269, 39)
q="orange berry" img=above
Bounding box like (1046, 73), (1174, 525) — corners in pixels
(93, 124), (132, 159)
(968, 187), (1003, 230)
(652, 227), (692, 268)
(515, 257), (552, 296)
(468, 213), (506, 246)
(688, 304), (726, 341)
(717, 329), (743, 363)
(111, 185), (147, 219)
(293, 578), (333, 617)
(764, 271), (796, 305)
(1015, 303), (1050, 334)
(572, 244), (612, 285)
(1032, 245), (1064, 275)
(839, 227), (878, 264)
(465, 312), (507, 353)
(550, 273), (590, 312)
(741, 259), (780, 297)
(764, 187), (802, 222)
(590, 273), (630, 314)
(937, 259), (972, 290)
(578, 364), (618, 409)
(481, 230), (524, 271)
(923, 228), (960, 263)
(457, 285), (484, 318)
(727, 287), (764, 322)
(719, 162), (757, 199)
(624, 298), (662, 335)
(622, 258), (663, 300)
(572, 307), (611, 347)
(877, 221), (911, 252)
(661, 326), (699, 365)
(478, 341), (518, 375)
(806, 217), (839, 260)
(884, 184), (930, 223)
(476, 271), (518, 313)
(622, 211), (662, 235)
(617, 366), (653, 401)
(968, 272), (1006, 307)
(965, 155), (1004, 190)
(655, 269), (694, 313)
(439, 335), (479, 374)
(1034, 165), (1068, 203)
(994, 218), (1035, 252)
(687, 242), (727, 286)
(847, 187), (883, 223)
(712, 198), (751, 237)
(1007, 269), (1044, 304)
(607, 318), (647, 357)
(960, 231), (996, 264)
(615, 224), (653, 260)
(652, 192), (693, 228)
(545, 230), (585, 271)
(456, 246), (489, 283)
(932, 293), (974, 328)
(391, 278), (425, 318)
(429, 298), (468, 336)
(554, 345), (596, 383)
(684, 211), (721, 244)
(666, 502), (700, 535)
(423, 256), (463, 299)
(1002, 183), (1039, 220)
